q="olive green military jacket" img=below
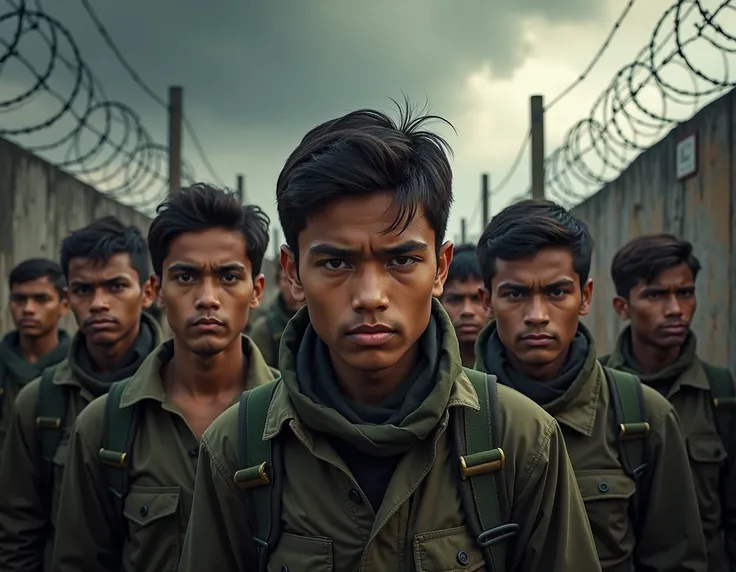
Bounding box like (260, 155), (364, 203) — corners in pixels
(0, 316), (162, 572)
(177, 370), (602, 572)
(603, 349), (736, 572)
(249, 293), (295, 368)
(52, 336), (278, 572)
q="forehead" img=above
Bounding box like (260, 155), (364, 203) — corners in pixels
(635, 263), (695, 289)
(493, 247), (577, 284)
(10, 276), (56, 294)
(68, 252), (139, 282)
(300, 191), (435, 251)
(444, 278), (483, 294)
(165, 228), (249, 266)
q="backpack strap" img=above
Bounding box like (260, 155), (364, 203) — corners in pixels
(454, 368), (519, 572)
(604, 367), (650, 535)
(703, 363), (736, 442)
(36, 364), (67, 505)
(98, 379), (139, 533)
(233, 381), (281, 572)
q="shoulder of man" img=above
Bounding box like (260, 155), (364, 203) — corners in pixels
(639, 382), (677, 431)
(14, 375), (43, 425)
(200, 399), (242, 487)
(70, 393), (108, 450)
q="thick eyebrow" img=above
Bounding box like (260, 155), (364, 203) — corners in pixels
(496, 278), (576, 291)
(308, 240), (429, 258)
(167, 262), (247, 273)
(641, 284), (695, 294)
(69, 274), (132, 287)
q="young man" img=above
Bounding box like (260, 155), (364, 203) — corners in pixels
(248, 264), (305, 367)
(439, 243), (490, 367)
(52, 185), (278, 572)
(0, 216), (162, 572)
(0, 258), (70, 457)
(473, 200), (707, 571)
(178, 106), (601, 572)
(601, 234), (736, 571)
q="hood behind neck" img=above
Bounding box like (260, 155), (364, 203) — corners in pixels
(0, 329), (71, 385)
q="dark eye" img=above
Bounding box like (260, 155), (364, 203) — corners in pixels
(549, 289), (567, 298)
(176, 273), (194, 283)
(391, 256), (417, 268)
(322, 260), (348, 271)
(222, 273), (239, 283)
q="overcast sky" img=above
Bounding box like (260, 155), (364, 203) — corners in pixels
(1, 0), (732, 254)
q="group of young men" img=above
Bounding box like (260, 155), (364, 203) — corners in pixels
(0, 104), (732, 572)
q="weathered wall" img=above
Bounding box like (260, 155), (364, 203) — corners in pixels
(0, 136), (155, 335)
(572, 89), (734, 371)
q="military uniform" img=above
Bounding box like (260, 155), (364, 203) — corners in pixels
(52, 336), (277, 572)
(178, 301), (601, 572)
(248, 293), (297, 368)
(0, 313), (162, 572)
(602, 328), (736, 571)
(476, 321), (707, 572)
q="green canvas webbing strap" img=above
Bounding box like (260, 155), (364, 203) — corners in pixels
(36, 364), (66, 509)
(233, 381), (280, 572)
(455, 367), (519, 572)
(99, 379), (138, 533)
(604, 367), (650, 536)
(703, 363), (736, 442)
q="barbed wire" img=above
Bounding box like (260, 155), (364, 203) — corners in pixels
(0, 0), (197, 212)
(546, 0), (736, 206)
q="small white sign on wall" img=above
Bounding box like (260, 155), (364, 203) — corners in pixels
(676, 132), (698, 181)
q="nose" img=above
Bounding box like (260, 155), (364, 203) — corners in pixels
(21, 299), (37, 315)
(664, 293), (683, 318)
(89, 288), (110, 313)
(460, 297), (476, 318)
(524, 294), (550, 327)
(195, 278), (221, 310)
(351, 266), (389, 314)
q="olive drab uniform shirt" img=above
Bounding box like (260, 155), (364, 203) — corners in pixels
(52, 336), (278, 572)
(475, 322), (707, 572)
(0, 330), (70, 460)
(178, 302), (602, 572)
(248, 293), (297, 368)
(602, 329), (736, 572)
(0, 314), (162, 572)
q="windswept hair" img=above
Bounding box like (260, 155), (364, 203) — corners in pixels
(446, 243), (482, 284)
(276, 98), (454, 262)
(611, 233), (701, 298)
(9, 258), (66, 294)
(476, 199), (594, 289)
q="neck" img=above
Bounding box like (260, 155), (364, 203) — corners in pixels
(168, 336), (245, 396)
(507, 345), (569, 382)
(330, 343), (419, 405)
(630, 329), (681, 375)
(86, 323), (140, 374)
(460, 342), (476, 369)
(19, 330), (60, 364)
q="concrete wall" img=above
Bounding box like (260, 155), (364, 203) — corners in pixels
(571, 89), (735, 371)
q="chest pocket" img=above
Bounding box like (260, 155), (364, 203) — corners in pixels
(267, 532), (333, 572)
(413, 525), (485, 572)
(123, 486), (181, 572)
(50, 439), (69, 527)
(577, 470), (636, 566)
(687, 434), (727, 526)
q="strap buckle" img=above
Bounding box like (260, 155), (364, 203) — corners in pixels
(234, 461), (271, 489)
(459, 448), (505, 480)
(36, 416), (61, 429)
(619, 422), (650, 440)
(478, 523), (520, 547)
(99, 448), (127, 468)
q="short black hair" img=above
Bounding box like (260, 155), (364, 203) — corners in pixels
(276, 99), (454, 262)
(9, 258), (66, 294)
(611, 233), (701, 299)
(148, 183), (270, 278)
(60, 216), (150, 285)
(477, 199), (594, 290)
(446, 243), (482, 285)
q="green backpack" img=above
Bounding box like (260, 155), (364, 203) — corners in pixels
(35, 365), (69, 509)
(233, 368), (520, 572)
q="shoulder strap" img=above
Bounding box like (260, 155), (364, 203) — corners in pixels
(598, 354), (611, 366)
(455, 368), (519, 572)
(99, 379), (139, 531)
(703, 363), (736, 442)
(36, 365), (67, 500)
(233, 381), (280, 572)
(604, 367), (650, 535)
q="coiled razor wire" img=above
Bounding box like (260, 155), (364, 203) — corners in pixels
(546, 0), (736, 206)
(0, 0), (196, 213)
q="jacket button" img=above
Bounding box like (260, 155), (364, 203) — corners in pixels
(598, 482), (609, 493)
(348, 488), (363, 505)
(139, 505), (148, 517)
(457, 551), (469, 565)
(188, 447), (199, 458)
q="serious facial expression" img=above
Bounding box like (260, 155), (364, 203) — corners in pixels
(9, 277), (68, 338)
(617, 263), (696, 349)
(441, 278), (489, 344)
(482, 247), (592, 378)
(283, 191), (451, 374)
(155, 228), (264, 357)
(67, 253), (151, 347)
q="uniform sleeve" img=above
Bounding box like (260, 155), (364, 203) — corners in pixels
(52, 397), (119, 572)
(0, 379), (47, 572)
(178, 432), (259, 572)
(509, 417), (602, 572)
(635, 405), (707, 571)
(719, 371), (736, 569)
